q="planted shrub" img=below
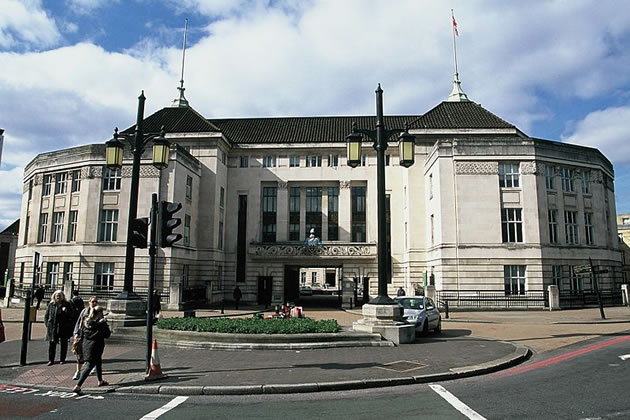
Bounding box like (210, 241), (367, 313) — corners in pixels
(156, 317), (340, 334)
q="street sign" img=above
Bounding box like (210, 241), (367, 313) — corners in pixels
(574, 265), (591, 274)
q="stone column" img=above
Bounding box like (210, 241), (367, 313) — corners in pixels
(339, 181), (351, 241)
(548, 285), (560, 310)
(169, 282), (182, 310)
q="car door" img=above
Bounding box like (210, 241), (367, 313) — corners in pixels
(425, 297), (439, 329)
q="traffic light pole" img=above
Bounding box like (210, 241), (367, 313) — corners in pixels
(146, 193), (158, 371)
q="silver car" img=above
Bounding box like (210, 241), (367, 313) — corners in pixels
(395, 296), (442, 334)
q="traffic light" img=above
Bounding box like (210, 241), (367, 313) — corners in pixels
(160, 201), (183, 247)
(131, 217), (149, 249)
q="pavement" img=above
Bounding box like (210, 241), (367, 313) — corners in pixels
(0, 304), (629, 396)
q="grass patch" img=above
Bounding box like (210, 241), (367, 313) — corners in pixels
(156, 317), (341, 334)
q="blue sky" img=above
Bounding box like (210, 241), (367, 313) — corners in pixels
(1, 0), (630, 230)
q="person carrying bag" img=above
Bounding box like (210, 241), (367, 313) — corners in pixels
(73, 306), (110, 394)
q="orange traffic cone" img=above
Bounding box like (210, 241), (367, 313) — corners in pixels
(145, 339), (167, 381)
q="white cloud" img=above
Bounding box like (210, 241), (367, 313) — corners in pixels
(0, 0), (61, 49)
(562, 106), (630, 165)
(65, 0), (113, 15)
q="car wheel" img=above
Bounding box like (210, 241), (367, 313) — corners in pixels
(434, 318), (441, 334)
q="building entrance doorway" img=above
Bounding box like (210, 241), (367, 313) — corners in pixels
(285, 265), (342, 308)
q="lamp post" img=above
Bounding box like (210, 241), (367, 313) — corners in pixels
(105, 91), (170, 300)
(346, 84), (415, 305)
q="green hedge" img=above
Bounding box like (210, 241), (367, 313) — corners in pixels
(156, 317), (341, 334)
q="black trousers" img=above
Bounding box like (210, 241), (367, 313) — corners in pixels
(48, 333), (68, 363)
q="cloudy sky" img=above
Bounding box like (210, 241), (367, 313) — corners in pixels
(1, 0), (630, 230)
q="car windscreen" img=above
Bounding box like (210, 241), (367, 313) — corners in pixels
(399, 299), (424, 310)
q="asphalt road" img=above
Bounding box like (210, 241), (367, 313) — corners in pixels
(1, 333), (629, 419)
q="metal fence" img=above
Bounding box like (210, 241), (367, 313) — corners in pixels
(436, 290), (548, 310)
(559, 290), (623, 308)
(181, 286), (206, 303)
(12, 286), (170, 305)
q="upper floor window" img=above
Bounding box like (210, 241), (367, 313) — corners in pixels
(220, 186), (225, 208)
(98, 209), (118, 242)
(560, 167), (575, 193)
(184, 214), (191, 247)
(584, 212), (594, 245)
(68, 210), (78, 242)
(219, 149), (226, 164)
(581, 170), (590, 194)
(38, 213), (48, 243)
(501, 208), (523, 243)
(499, 162), (520, 188)
(42, 174), (52, 196)
(545, 165), (555, 190)
(51, 211), (64, 243)
(328, 187), (339, 241)
(328, 154), (339, 167)
(240, 156), (249, 168)
(548, 209), (559, 244)
(54, 172), (68, 195)
(71, 169), (81, 193)
(263, 155), (276, 168)
(429, 174), (433, 199)
(28, 179), (33, 201)
(351, 186), (366, 242)
(262, 187), (277, 242)
(186, 175), (193, 200)
(218, 220), (224, 250)
(289, 187), (300, 241)
(564, 210), (579, 244)
(289, 155), (300, 167)
(103, 167), (122, 191)
(306, 155), (322, 167)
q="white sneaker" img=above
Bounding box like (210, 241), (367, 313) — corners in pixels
(90, 368), (96, 375)
(72, 371), (79, 380)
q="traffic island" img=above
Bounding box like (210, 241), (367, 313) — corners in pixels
(352, 303), (415, 345)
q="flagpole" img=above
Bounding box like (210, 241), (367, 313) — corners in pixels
(451, 9), (458, 76)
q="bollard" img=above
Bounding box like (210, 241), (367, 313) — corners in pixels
(20, 291), (32, 366)
(444, 300), (449, 319)
(220, 299), (225, 314)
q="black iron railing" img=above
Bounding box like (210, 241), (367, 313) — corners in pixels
(436, 290), (548, 309)
(559, 290), (622, 308)
(12, 286), (170, 305)
(182, 286), (206, 302)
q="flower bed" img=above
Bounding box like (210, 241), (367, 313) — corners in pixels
(157, 317), (340, 334)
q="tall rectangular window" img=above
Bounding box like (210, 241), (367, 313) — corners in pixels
(328, 187), (339, 241)
(63, 262), (73, 284)
(55, 172), (67, 195)
(305, 187), (322, 238)
(584, 212), (594, 245)
(186, 175), (193, 200)
(98, 209), (118, 242)
(42, 174), (52, 196)
(51, 211), (64, 243)
(499, 162), (520, 188)
(47, 262), (60, 288)
(23, 215), (30, 245)
(94, 262), (115, 290)
(182, 265), (190, 289)
(38, 213), (48, 243)
(220, 186), (225, 208)
(289, 155), (300, 167)
(561, 167), (575, 193)
(351, 186), (366, 242)
(68, 210), (78, 242)
(501, 208), (523, 243)
(263, 155), (276, 168)
(289, 187), (300, 241)
(218, 220), (224, 249)
(504, 265), (526, 295)
(306, 155), (322, 167)
(552, 265), (562, 290)
(240, 156), (249, 168)
(328, 154), (339, 167)
(548, 209), (558, 244)
(262, 187), (277, 242)
(429, 174), (433, 199)
(581, 170), (590, 194)
(103, 167), (122, 191)
(569, 266), (583, 292)
(184, 214), (191, 246)
(545, 165), (555, 190)
(28, 179), (33, 201)
(564, 210), (578, 244)
(431, 214), (435, 245)
(71, 169), (81, 192)
(361, 154), (367, 167)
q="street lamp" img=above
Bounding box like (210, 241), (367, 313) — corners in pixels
(346, 84), (415, 305)
(105, 91), (171, 300)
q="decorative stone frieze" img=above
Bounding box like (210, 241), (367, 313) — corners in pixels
(139, 166), (160, 178)
(89, 166), (102, 178)
(455, 161), (498, 175)
(33, 174), (42, 186)
(339, 180), (352, 189)
(521, 161), (543, 175)
(278, 181), (288, 189)
(80, 166), (90, 179)
(249, 243), (376, 258)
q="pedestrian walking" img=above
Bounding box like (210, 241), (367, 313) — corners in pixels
(70, 290), (84, 314)
(44, 290), (75, 365)
(73, 306), (111, 394)
(396, 287), (406, 297)
(233, 285), (242, 310)
(72, 296), (98, 380)
(34, 285), (45, 310)
(151, 289), (161, 322)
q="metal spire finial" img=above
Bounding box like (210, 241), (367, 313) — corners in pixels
(172, 19), (190, 107)
(447, 10), (469, 102)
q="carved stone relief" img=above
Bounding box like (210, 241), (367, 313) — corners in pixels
(455, 161), (498, 175)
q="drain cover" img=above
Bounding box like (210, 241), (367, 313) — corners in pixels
(376, 360), (427, 372)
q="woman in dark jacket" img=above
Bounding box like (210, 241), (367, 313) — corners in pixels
(44, 290), (75, 365)
(73, 306), (110, 393)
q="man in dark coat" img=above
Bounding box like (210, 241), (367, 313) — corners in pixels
(34, 285), (45, 310)
(233, 285), (242, 310)
(44, 290), (75, 365)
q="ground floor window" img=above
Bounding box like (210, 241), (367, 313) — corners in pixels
(47, 262), (60, 288)
(94, 262), (115, 290)
(569, 266), (584, 292)
(504, 265), (526, 295)
(552, 265), (562, 290)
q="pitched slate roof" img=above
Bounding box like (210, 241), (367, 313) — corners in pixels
(209, 115), (419, 144)
(0, 219), (19, 235)
(414, 101), (515, 130)
(121, 106), (220, 134)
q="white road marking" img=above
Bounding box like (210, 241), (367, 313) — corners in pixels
(140, 396), (189, 420)
(619, 354), (630, 361)
(429, 384), (487, 420)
